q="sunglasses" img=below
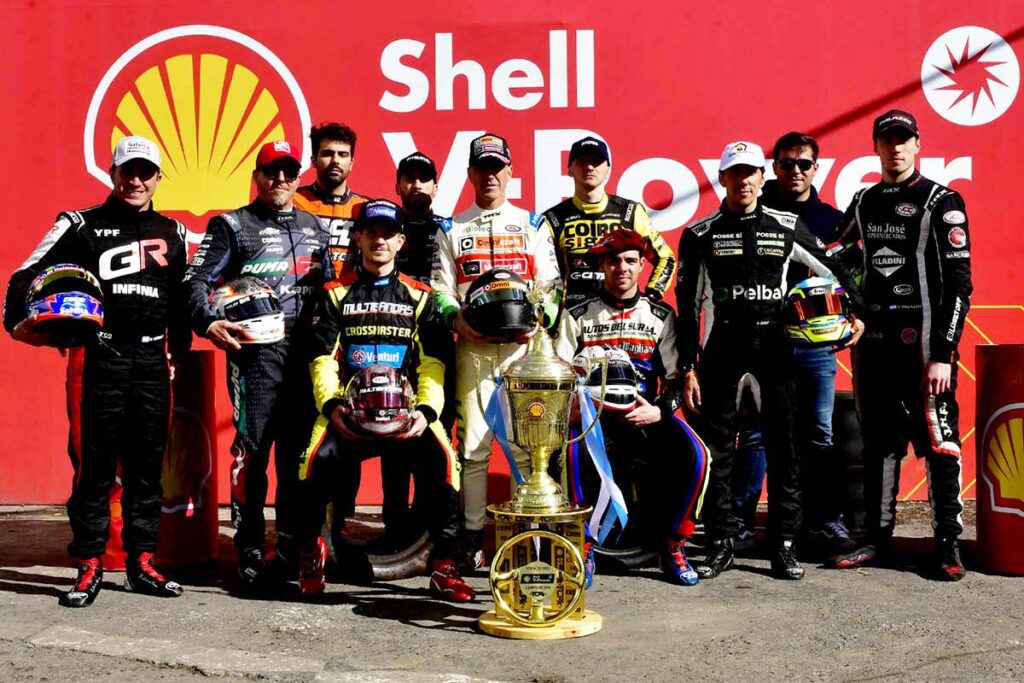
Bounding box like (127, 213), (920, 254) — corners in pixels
(776, 158), (815, 172)
(259, 165), (300, 182)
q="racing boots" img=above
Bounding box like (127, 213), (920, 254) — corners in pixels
(936, 537), (966, 582)
(125, 552), (184, 597)
(695, 538), (735, 579)
(428, 558), (475, 602)
(661, 539), (699, 586)
(237, 547), (272, 591)
(770, 540), (805, 580)
(807, 517), (859, 567)
(298, 537), (328, 596)
(460, 529), (486, 574)
(61, 557), (103, 608)
(834, 535), (891, 569)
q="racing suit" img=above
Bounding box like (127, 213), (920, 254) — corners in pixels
(675, 202), (861, 544)
(296, 268), (461, 556)
(556, 290), (710, 548)
(544, 194), (676, 309)
(3, 196), (191, 559)
(430, 201), (561, 530)
(835, 170), (972, 542)
(184, 201), (328, 553)
(293, 183), (368, 280)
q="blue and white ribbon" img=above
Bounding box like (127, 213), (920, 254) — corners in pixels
(483, 377), (525, 485)
(576, 381), (629, 544)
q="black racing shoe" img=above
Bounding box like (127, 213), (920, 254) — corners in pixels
(237, 547), (270, 590)
(125, 552), (184, 597)
(834, 536), (891, 569)
(61, 557), (103, 608)
(807, 518), (859, 566)
(460, 529), (486, 574)
(936, 537), (966, 582)
(770, 540), (805, 580)
(695, 538), (735, 579)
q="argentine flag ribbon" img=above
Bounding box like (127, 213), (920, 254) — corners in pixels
(576, 381), (629, 544)
(483, 377), (525, 485)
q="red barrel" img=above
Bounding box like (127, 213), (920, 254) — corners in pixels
(156, 350), (220, 566)
(975, 344), (1024, 575)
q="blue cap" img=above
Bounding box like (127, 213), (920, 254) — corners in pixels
(357, 199), (404, 232)
(568, 136), (610, 165)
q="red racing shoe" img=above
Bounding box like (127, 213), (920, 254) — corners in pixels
(429, 558), (475, 602)
(125, 552), (184, 597)
(61, 557), (103, 608)
(299, 537), (327, 595)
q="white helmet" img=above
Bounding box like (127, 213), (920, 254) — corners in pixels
(211, 277), (285, 344)
(572, 346), (638, 412)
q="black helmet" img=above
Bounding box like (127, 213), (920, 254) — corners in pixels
(25, 264), (104, 347)
(464, 268), (536, 341)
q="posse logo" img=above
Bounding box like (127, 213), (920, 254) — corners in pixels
(981, 403), (1024, 517)
(921, 26), (1020, 127)
(84, 25), (311, 219)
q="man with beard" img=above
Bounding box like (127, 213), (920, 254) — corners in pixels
(293, 122), (368, 280)
(185, 141), (329, 590)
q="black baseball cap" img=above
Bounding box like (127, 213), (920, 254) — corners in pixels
(873, 109), (920, 139)
(568, 136), (610, 165)
(396, 152), (437, 182)
(356, 199), (404, 233)
(469, 133), (511, 167)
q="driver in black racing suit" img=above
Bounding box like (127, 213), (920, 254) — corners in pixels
(184, 140), (329, 589)
(676, 141), (864, 581)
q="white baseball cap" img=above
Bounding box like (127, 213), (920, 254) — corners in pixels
(113, 136), (161, 169)
(719, 141), (765, 172)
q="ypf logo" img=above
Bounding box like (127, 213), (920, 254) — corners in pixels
(981, 403), (1024, 517)
(921, 26), (1019, 126)
(84, 25), (311, 216)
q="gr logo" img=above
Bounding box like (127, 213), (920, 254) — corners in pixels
(99, 239), (168, 279)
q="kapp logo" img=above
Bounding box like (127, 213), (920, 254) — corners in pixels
(921, 26), (1019, 126)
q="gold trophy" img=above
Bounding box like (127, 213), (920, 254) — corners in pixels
(478, 282), (607, 640)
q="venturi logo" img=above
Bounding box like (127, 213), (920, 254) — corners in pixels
(922, 26), (1019, 126)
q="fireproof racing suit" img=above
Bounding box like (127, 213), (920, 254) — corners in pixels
(430, 200), (561, 530)
(544, 194), (677, 308)
(835, 170), (972, 541)
(675, 202), (862, 544)
(184, 201), (328, 552)
(3, 196), (191, 559)
(293, 183), (368, 280)
(296, 268), (461, 555)
(555, 290), (710, 548)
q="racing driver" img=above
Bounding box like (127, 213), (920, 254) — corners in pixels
(185, 140), (329, 589)
(295, 199), (473, 602)
(430, 132), (561, 570)
(4, 136), (190, 606)
(544, 136), (676, 309)
(676, 141), (864, 581)
(833, 110), (973, 580)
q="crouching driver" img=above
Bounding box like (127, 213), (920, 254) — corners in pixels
(556, 230), (711, 587)
(294, 199), (473, 602)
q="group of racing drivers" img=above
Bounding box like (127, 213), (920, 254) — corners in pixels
(3, 107), (973, 608)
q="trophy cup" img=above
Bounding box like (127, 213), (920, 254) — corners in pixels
(478, 282), (607, 640)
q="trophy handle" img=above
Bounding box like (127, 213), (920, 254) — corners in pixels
(565, 357), (608, 445)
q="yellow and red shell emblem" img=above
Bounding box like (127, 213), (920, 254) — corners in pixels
(982, 404), (1024, 516)
(527, 402), (546, 419)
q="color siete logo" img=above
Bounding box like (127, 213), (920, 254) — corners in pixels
(981, 403), (1024, 517)
(84, 25), (311, 220)
(922, 26), (1019, 126)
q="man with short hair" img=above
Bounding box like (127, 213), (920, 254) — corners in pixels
(293, 122), (368, 280)
(834, 110), (973, 580)
(4, 135), (190, 606)
(557, 230), (709, 587)
(430, 133), (561, 569)
(545, 136), (677, 309)
(185, 140), (329, 589)
(295, 199), (473, 601)
(676, 141), (864, 581)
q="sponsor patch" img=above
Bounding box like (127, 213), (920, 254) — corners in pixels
(714, 248), (743, 256)
(943, 210), (966, 225)
(895, 203), (918, 217)
(893, 284), (914, 296)
(948, 227), (967, 248)
(901, 327), (918, 344)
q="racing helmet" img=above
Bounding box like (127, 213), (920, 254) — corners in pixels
(25, 264), (104, 346)
(572, 346), (638, 412)
(784, 276), (854, 348)
(345, 364), (415, 437)
(211, 277), (285, 344)
(463, 268), (536, 342)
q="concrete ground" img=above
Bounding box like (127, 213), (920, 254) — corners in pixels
(1, 502), (1022, 682)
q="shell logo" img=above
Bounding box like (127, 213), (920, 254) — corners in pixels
(84, 25), (311, 217)
(981, 403), (1024, 518)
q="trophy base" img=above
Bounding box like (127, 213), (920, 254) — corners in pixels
(477, 609), (602, 640)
